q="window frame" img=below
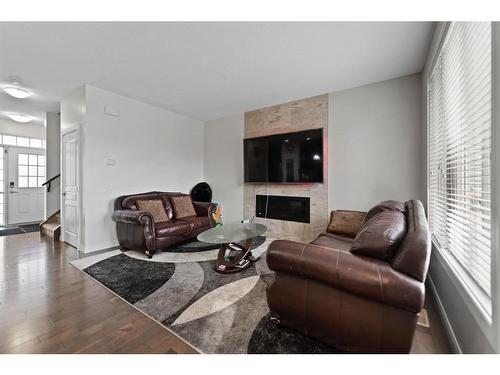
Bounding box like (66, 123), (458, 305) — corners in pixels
(18, 153), (46, 189)
(0, 133), (46, 150)
(426, 21), (500, 350)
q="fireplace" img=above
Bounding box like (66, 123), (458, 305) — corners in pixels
(255, 195), (310, 223)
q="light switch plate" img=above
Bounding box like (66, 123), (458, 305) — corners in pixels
(104, 106), (119, 117)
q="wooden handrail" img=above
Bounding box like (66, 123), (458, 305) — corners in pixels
(42, 174), (60, 186)
(42, 174), (60, 192)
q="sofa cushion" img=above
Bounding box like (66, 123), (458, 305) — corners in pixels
(171, 195), (197, 219)
(364, 200), (405, 223)
(350, 210), (406, 260)
(327, 210), (366, 238)
(121, 193), (175, 221)
(311, 232), (353, 252)
(136, 199), (169, 224)
(155, 221), (192, 237)
(178, 216), (211, 231)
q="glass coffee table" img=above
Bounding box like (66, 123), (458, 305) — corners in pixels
(197, 223), (267, 274)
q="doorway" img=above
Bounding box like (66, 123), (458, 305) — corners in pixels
(7, 147), (45, 224)
(0, 134), (47, 236)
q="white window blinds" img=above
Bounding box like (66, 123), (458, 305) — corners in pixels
(428, 22), (492, 307)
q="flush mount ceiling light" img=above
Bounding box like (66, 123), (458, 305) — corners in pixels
(8, 113), (33, 123)
(3, 86), (32, 99)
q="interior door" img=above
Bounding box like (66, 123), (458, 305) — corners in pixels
(62, 130), (79, 248)
(7, 147), (45, 225)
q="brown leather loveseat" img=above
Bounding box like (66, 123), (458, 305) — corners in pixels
(113, 191), (215, 258)
(266, 200), (431, 353)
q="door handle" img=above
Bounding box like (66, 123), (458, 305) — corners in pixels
(62, 192), (67, 196)
(9, 191), (19, 193)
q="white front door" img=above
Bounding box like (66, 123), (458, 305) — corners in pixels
(7, 147), (45, 225)
(62, 130), (79, 248)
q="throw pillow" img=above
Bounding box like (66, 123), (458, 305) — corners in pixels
(350, 210), (406, 260)
(326, 210), (366, 238)
(170, 195), (197, 219)
(136, 199), (169, 224)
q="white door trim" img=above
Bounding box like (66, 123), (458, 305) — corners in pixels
(61, 124), (82, 250)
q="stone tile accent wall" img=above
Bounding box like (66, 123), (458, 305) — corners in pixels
(244, 94), (328, 243)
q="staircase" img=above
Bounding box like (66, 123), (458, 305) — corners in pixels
(40, 210), (61, 241)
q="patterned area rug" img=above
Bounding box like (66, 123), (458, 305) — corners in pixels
(71, 237), (338, 354)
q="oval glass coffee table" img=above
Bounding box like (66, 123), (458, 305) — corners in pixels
(197, 223), (267, 274)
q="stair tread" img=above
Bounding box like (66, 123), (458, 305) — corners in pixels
(40, 211), (61, 242)
(41, 211), (61, 225)
(42, 223), (60, 231)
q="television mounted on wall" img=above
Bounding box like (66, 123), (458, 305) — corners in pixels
(244, 128), (323, 183)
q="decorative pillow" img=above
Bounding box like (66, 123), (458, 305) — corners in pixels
(327, 210), (366, 238)
(364, 200), (405, 223)
(136, 199), (169, 224)
(170, 195), (197, 219)
(350, 210), (406, 260)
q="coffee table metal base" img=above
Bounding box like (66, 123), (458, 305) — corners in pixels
(215, 239), (260, 274)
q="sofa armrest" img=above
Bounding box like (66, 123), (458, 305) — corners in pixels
(113, 209), (154, 225)
(193, 201), (216, 217)
(266, 240), (424, 313)
(112, 209), (156, 253)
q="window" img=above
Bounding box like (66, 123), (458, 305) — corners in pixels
(3, 135), (17, 146)
(17, 137), (30, 147)
(29, 138), (42, 148)
(428, 22), (492, 314)
(18, 153), (45, 188)
(0, 134), (45, 149)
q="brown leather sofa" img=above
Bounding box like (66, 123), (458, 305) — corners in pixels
(266, 200), (431, 353)
(112, 191), (215, 258)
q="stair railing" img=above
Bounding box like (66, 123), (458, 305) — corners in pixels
(42, 174), (60, 192)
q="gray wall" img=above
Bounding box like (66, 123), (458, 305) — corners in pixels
(45, 112), (60, 217)
(204, 114), (244, 224)
(204, 74), (424, 223)
(422, 22), (499, 354)
(328, 74), (423, 212)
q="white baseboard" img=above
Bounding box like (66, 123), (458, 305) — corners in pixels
(427, 275), (462, 353)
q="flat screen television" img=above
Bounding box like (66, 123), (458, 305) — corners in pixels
(244, 128), (323, 183)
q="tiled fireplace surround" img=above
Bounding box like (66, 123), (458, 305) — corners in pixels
(244, 94), (328, 243)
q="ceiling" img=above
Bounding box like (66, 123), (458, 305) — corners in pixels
(0, 22), (434, 123)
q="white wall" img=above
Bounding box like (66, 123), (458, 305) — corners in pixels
(204, 114), (244, 224)
(81, 85), (205, 252)
(60, 87), (86, 133)
(0, 118), (45, 139)
(45, 112), (60, 217)
(328, 74), (423, 211)
(65, 75), (422, 253)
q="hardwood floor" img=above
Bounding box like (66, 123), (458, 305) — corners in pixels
(0, 232), (452, 354)
(0, 233), (197, 353)
(411, 293), (452, 353)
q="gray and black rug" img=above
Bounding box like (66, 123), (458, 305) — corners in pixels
(71, 237), (338, 354)
(0, 223), (41, 237)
